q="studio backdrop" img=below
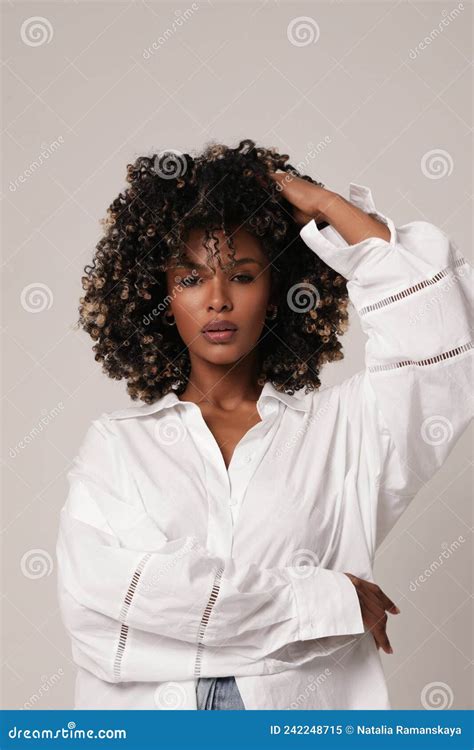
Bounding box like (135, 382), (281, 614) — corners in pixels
(2, 0), (472, 711)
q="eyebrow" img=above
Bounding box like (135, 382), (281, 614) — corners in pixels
(178, 257), (263, 270)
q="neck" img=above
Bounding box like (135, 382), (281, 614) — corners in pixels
(179, 351), (263, 410)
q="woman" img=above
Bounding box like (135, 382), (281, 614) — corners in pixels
(56, 139), (472, 710)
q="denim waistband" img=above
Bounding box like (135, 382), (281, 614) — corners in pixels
(195, 676), (245, 710)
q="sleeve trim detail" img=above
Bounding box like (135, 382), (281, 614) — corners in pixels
(193, 564), (224, 678)
(113, 552), (152, 681)
(359, 257), (468, 317)
(367, 341), (473, 373)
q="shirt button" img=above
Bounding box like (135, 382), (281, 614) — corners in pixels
(229, 497), (238, 506)
(242, 454), (252, 463)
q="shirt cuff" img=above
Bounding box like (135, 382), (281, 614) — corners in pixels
(290, 567), (365, 642)
(299, 182), (397, 281)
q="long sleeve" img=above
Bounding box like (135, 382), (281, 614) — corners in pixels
(300, 182), (473, 551)
(56, 417), (365, 683)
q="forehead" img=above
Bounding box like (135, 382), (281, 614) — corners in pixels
(178, 225), (265, 264)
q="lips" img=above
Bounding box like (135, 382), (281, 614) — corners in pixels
(201, 320), (238, 344)
(202, 320), (238, 332)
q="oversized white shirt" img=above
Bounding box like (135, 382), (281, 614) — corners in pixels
(56, 183), (473, 710)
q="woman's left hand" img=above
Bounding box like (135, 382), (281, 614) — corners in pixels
(269, 171), (335, 226)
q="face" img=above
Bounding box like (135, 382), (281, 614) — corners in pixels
(164, 226), (274, 366)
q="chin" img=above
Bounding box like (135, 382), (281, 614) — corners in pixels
(205, 350), (245, 365)
(198, 345), (250, 365)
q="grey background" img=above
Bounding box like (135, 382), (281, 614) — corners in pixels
(1, 0), (472, 710)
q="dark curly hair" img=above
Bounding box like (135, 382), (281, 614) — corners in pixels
(77, 138), (350, 404)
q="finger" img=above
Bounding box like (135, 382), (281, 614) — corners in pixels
(347, 579), (394, 654)
(358, 590), (388, 630)
(374, 624), (393, 654)
(360, 581), (401, 614)
(360, 581), (400, 616)
(378, 589), (401, 614)
(358, 592), (393, 653)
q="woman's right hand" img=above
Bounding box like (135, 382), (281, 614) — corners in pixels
(344, 573), (400, 654)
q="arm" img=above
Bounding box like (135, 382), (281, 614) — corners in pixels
(293, 179), (472, 550)
(56, 417), (365, 683)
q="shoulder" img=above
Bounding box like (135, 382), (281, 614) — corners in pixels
(99, 391), (180, 422)
(306, 369), (366, 410)
(301, 370), (375, 437)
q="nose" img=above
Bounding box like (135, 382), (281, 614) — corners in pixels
(206, 275), (233, 313)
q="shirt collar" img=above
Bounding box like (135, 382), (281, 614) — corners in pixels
(106, 380), (312, 421)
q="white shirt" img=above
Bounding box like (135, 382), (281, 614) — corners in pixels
(56, 183), (473, 711)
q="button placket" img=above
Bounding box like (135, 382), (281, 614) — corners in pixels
(229, 402), (284, 537)
(181, 405), (233, 558)
(226, 431), (259, 523)
(227, 407), (278, 523)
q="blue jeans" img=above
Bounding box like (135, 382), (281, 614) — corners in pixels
(196, 676), (245, 710)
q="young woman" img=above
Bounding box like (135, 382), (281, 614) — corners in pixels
(56, 139), (472, 711)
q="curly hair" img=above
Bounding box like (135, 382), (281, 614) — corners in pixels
(77, 138), (350, 404)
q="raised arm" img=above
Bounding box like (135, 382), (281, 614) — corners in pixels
(281, 174), (472, 552)
(56, 416), (366, 683)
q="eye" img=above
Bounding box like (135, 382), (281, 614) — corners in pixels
(177, 274), (254, 286)
(176, 275), (203, 286)
(232, 274), (254, 283)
